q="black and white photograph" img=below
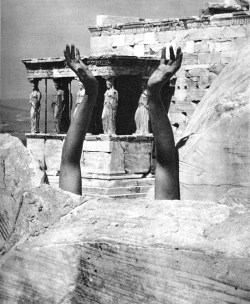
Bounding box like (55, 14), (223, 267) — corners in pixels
(1, 0), (250, 303)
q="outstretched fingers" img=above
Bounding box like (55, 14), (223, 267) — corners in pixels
(64, 44), (71, 62)
(172, 47), (183, 72)
(75, 48), (81, 61)
(76, 48), (87, 67)
(169, 46), (175, 65)
(160, 47), (166, 64)
(71, 44), (75, 59)
(175, 47), (183, 68)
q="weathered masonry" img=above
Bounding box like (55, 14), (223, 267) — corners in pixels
(89, 10), (250, 140)
(23, 56), (159, 197)
(22, 5), (250, 197)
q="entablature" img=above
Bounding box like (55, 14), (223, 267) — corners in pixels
(22, 55), (159, 80)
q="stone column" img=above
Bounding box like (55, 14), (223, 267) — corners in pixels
(28, 78), (42, 133)
(52, 78), (72, 134)
(134, 78), (150, 135)
(74, 79), (86, 116)
(101, 77), (118, 135)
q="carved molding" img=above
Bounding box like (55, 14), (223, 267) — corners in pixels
(22, 55), (159, 79)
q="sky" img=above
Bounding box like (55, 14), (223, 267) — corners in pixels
(1, 0), (207, 100)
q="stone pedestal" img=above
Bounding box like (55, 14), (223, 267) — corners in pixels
(25, 133), (155, 198)
(81, 134), (154, 198)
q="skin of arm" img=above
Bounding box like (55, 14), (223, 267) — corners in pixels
(147, 46), (183, 200)
(59, 45), (98, 195)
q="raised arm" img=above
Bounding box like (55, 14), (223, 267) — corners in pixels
(59, 45), (98, 195)
(147, 46), (183, 200)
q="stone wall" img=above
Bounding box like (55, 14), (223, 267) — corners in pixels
(89, 12), (250, 139)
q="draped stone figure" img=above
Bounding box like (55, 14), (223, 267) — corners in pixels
(74, 81), (86, 116)
(52, 80), (65, 134)
(102, 79), (118, 135)
(135, 82), (150, 134)
(29, 80), (42, 133)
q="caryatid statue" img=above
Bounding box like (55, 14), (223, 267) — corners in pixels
(29, 79), (42, 133)
(134, 80), (150, 134)
(102, 78), (118, 135)
(52, 80), (65, 134)
(74, 81), (86, 116)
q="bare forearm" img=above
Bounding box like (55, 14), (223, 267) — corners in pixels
(59, 93), (97, 195)
(148, 88), (176, 165)
(61, 93), (97, 164)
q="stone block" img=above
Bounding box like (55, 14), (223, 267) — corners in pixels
(133, 33), (144, 44)
(90, 46), (114, 56)
(26, 138), (45, 164)
(186, 67), (210, 77)
(144, 43), (164, 56)
(155, 30), (176, 43)
(198, 52), (221, 64)
(233, 36), (250, 50)
(220, 50), (240, 63)
(182, 53), (198, 65)
(194, 41), (210, 53)
(209, 63), (226, 75)
(122, 141), (152, 154)
(175, 77), (189, 90)
(44, 139), (63, 174)
(222, 25), (247, 39)
(187, 27), (223, 41)
(170, 99), (195, 117)
(113, 46), (134, 56)
(174, 89), (188, 101)
(181, 40), (195, 54)
(175, 67), (187, 78)
(81, 142), (125, 175)
(134, 44), (145, 57)
(198, 76), (211, 89)
(186, 78), (198, 89)
(144, 32), (156, 44)
(174, 29), (190, 42)
(124, 153), (151, 174)
(209, 72), (218, 85)
(208, 40), (234, 52)
(81, 151), (125, 175)
(112, 34), (125, 47)
(124, 34), (134, 46)
(91, 36), (113, 52)
(187, 88), (207, 101)
(83, 140), (113, 152)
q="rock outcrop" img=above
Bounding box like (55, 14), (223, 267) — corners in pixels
(1, 184), (250, 303)
(178, 46), (250, 201)
(0, 134), (46, 250)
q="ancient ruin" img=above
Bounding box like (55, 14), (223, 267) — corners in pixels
(1, 2), (249, 303)
(21, 1), (250, 197)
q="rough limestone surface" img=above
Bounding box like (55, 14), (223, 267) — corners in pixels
(178, 46), (250, 201)
(0, 184), (250, 304)
(0, 134), (46, 249)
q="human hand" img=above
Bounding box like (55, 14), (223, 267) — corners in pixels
(147, 46), (183, 92)
(64, 44), (98, 96)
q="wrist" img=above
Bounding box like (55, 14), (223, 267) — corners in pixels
(84, 79), (98, 97)
(147, 83), (162, 94)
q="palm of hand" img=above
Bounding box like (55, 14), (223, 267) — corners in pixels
(67, 59), (85, 75)
(148, 64), (174, 87)
(64, 44), (98, 96)
(148, 46), (183, 90)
